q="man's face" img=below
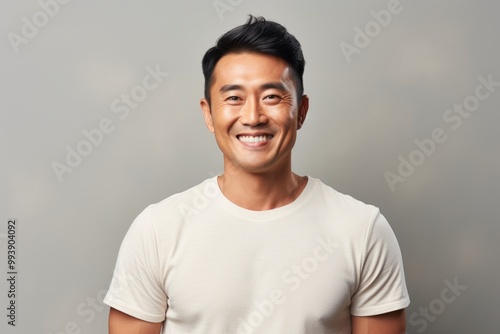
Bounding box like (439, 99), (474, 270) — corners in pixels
(200, 52), (308, 175)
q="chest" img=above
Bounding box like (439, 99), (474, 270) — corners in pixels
(162, 220), (355, 332)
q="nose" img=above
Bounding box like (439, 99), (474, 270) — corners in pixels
(240, 98), (267, 126)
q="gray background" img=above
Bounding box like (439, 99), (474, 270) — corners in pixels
(1, 0), (499, 333)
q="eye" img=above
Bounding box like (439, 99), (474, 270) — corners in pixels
(224, 96), (243, 105)
(263, 94), (282, 105)
(225, 96), (242, 103)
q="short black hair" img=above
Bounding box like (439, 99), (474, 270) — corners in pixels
(202, 15), (305, 104)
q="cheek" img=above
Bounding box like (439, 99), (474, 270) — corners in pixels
(212, 109), (238, 131)
(268, 107), (296, 127)
(274, 100), (297, 117)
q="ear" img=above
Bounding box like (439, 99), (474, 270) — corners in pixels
(200, 98), (215, 133)
(297, 95), (309, 130)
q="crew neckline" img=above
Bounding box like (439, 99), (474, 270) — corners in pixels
(211, 175), (317, 221)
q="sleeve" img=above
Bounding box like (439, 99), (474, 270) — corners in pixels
(103, 207), (167, 323)
(350, 211), (410, 316)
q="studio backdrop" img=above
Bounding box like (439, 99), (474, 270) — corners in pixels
(1, 0), (499, 333)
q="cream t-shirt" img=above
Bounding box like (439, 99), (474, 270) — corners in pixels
(104, 176), (410, 333)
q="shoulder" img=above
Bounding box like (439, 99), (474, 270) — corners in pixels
(131, 177), (219, 230)
(309, 177), (381, 224)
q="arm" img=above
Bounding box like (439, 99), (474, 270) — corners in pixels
(352, 309), (406, 334)
(109, 308), (163, 334)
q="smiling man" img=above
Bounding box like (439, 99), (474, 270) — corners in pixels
(104, 16), (410, 334)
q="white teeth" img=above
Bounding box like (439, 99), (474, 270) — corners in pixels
(238, 135), (271, 143)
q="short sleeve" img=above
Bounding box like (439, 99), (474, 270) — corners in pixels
(350, 212), (410, 316)
(104, 207), (167, 323)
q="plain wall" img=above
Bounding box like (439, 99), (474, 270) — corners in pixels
(1, 0), (499, 333)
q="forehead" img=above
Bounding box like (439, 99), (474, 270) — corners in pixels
(212, 53), (292, 88)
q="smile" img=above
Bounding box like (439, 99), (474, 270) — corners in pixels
(237, 135), (273, 143)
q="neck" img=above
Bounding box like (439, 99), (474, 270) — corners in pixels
(217, 163), (307, 211)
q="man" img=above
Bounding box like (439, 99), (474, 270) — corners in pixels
(104, 16), (410, 334)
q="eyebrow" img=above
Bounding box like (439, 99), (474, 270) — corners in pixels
(219, 82), (288, 93)
(219, 84), (243, 93)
